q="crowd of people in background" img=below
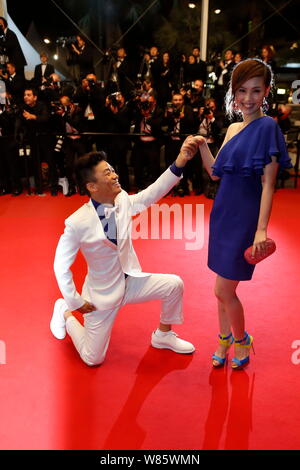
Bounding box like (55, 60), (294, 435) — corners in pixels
(0, 19), (290, 199)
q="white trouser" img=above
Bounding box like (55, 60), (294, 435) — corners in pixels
(66, 273), (184, 366)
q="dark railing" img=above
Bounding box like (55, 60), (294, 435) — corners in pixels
(0, 127), (299, 194)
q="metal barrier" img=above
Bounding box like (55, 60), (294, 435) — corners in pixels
(1, 128), (298, 194)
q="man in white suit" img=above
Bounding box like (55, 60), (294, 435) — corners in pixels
(51, 136), (199, 366)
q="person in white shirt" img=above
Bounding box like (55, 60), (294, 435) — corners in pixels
(33, 52), (55, 88)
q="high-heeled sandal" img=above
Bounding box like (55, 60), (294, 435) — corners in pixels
(231, 331), (255, 370)
(212, 332), (234, 368)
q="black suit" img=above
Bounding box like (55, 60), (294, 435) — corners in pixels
(103, 104), (133, 191)
(116, 57), (134, 99)
(3, 28), (27, 73)
(164, 104), (201, 194)
(214, 60), (235, 108)
(16, 101), (51, 193)
(193, 59), (207, 82)
(33, 63), (55, 87)
(132, 106), (164, 188)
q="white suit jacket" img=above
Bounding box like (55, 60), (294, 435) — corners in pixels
(54, 168), (181, 311)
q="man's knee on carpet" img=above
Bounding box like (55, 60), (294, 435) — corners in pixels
(81, 350), (106, 367)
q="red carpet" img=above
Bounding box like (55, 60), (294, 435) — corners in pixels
(0, 188), (299, 450)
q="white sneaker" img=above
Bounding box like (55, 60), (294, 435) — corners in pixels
(151, 329), (195, 354)
(50, 298), (68, 339)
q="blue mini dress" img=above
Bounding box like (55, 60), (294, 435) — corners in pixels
(208, 116), (292, 281)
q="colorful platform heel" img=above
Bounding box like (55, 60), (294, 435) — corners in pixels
(231, 331), (255, 370)
(212, 332), (234, 368)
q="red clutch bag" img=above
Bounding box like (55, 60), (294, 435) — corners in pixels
(244, 238), (276, 265)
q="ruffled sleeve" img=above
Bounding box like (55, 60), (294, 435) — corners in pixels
(250, 117), (293, 176)
(212, 116), (293, 177)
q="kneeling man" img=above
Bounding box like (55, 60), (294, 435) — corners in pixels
(51, 136), (198, 366)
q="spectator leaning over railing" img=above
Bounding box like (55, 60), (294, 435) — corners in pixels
(53, 95), (86, 197)
(131, 93), (164, 190)
(73, 74), (106, 151)
(103, 91), (133, 192)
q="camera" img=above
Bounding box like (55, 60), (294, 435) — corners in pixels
(43, 76), (54, 87)
(130, 89), (142, 99)
(108, 92), (121, 108)
(167, 103), (181, 118)
(172, 107), (181, 118)
(0, 65), (8, 76)
(140, 100), (151, 111)
(5, 103), (22, 116)
(190, 87), (200, 96)
(86, 77), (96, 87)
(202, 105), (213, 117)
(50, 101), (66, 114)
(56, 36), (77, 48)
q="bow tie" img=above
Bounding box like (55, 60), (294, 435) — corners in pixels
(96, 204), (116, 219)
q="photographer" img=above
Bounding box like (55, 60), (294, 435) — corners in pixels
(70, 35), (94, 79)
(196, 98), (222, 155)
(191, 47), (207, 82)
(73, 74), (105, 150)
(156, 51), (174, 107)
(148, 46), (160, 86)
(164, 92), (197, 196)
(131, 93), (163, 190)
(185, 79), (205, 114)
(0, 92), (22, 195)
(39, 73), (63, 105)
(184, 55), (201, 84)
(214, 49), (235, 108)
(142, 78), (157, 99)
(271, 103), (292, 134)
(52, 95), (86, 196)
(0, 61), (25, 104)
(196, 98), (223, 199)
(114, 47), (134, 99)
(15, 87), (53, 195)
(103, 91), (132, 191)
(0, 17), (27, 77)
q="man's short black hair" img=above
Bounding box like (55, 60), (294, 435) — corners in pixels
(75, 151), (107, 195)
(24, 87), (38, 97)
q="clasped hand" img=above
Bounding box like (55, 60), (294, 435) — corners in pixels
(77, 301), (97, 314)
(177, 135), (206, 164)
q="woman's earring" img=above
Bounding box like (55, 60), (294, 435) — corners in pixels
(262, 96), (269, 113)
(233, 101), (239, 110)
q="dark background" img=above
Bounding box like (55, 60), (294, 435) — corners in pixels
(7, 0), (300, 63)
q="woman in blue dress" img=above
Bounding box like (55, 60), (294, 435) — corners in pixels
(196, 59), (292, 369)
